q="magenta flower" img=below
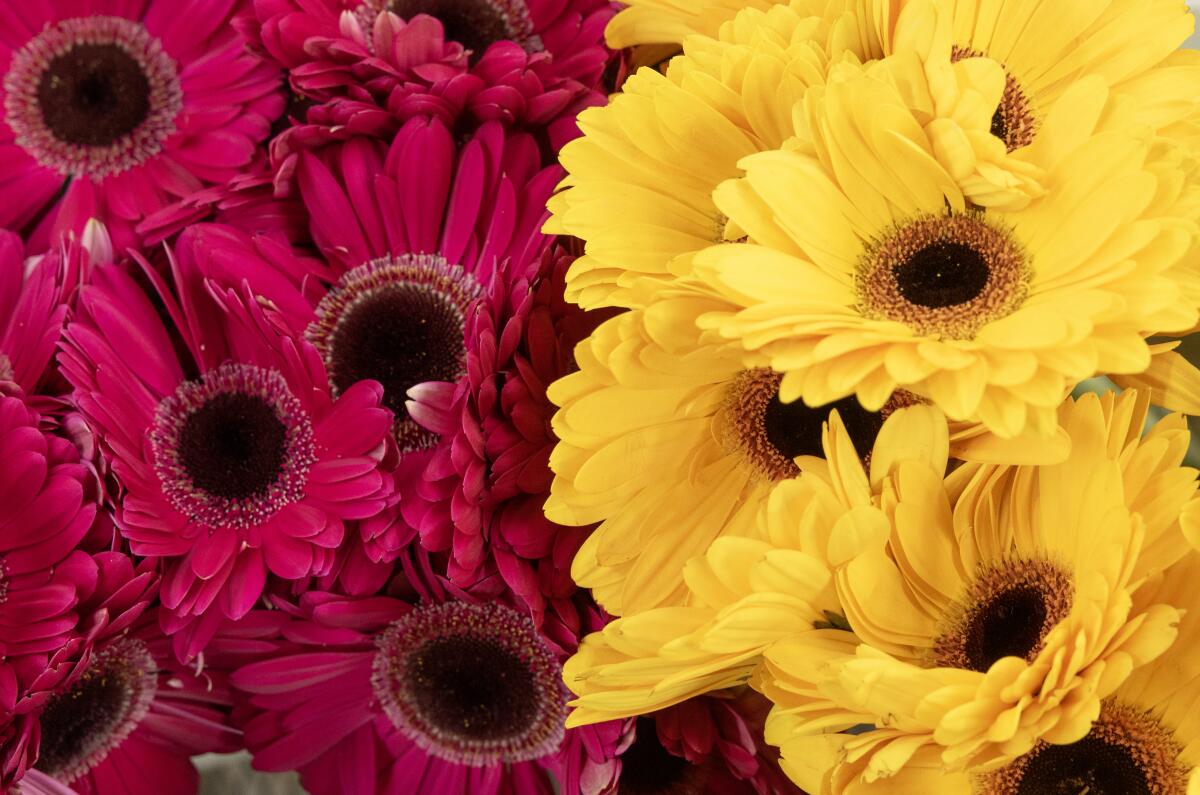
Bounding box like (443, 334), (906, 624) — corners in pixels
(178, 117), (559, 569)
(60, 251), (397, 658)
(627, 692), (800, 794)
(230, 554), (622, 795)
(245, 0), (614, 149)
(405, 247), (611, 620)
(2, 551), (157, 790)
(0, 392), (98, 679)
(0, 0), (284, 251)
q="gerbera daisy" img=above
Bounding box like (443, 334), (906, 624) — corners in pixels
(754, 390), (1198, 788)
(230, 558), (623, 795)
(2, 551), (157, 790)
(548, 299), (1067, 616)
(59, 252), (397, 659)
(20, 607), (239, 794)
(181, 117), (560, 569)
(961, 551), (1200, 795)
(0, 0), (284, 251)
(550, 0), (1042, 310)
(696, 64), (1200, 437)
(564, 389), (1199, 784)
(246, 0), (614, 155)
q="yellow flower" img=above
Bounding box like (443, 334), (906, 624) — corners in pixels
(696, 68), (1200, 437)
(559, 395), (1066, 724)
(758, 390), (1200, 791)
(551, 0), (884, 310)
(783, 552), (1200, 794)
(548, 292), (1068, 617)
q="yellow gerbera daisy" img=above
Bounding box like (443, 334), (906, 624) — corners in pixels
(561, 406), (941, 725)
(548, 295), (1067, 617)
(756, 390), (1200, 789)
(696, 68), (1200, 437)
(776, 551), (1200, 794)
(552, 0), (1039, 309)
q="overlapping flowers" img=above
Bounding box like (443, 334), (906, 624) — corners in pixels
(1, 1), (1200, 794)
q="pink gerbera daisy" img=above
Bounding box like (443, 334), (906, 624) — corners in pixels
(2, 551), (157, 789)
(245, 0), (614, 135)
(178, 117), (559, 571)
(0, 0), (284, 251)
(59, 250), (397, 658)
(231, 553), (623, 795)
(20, 607), (240, 794)
(405, 246), (612, 619)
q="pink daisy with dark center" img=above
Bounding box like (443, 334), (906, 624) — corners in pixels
(2, 551), (157, 790)
(179, 118), (559, 574)
(230, 562), (622, 795)
(26, 609), (240, 794)
(59, 251), (398, 659)
(0, 0), (284, 251)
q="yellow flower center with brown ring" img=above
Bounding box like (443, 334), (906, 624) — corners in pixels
(857, 212), (1030, 340)
(933, 558), (1073, 673)
(977, 700), (1188, 795)
(720, 369), (920, 481)
(951, 46), (1038, 152)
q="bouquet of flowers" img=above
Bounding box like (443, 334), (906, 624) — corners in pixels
(2, 1), (1200, 794)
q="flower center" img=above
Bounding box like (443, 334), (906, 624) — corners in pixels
(4, 16), (182, 179)
(951, 47), (1037, 152)
(308, 254), (482, 453)
(359, 0), (541, 60)
(34, 638), (157, 783)
(618, 717), (707, 795)
(979, 701), (1188, 795)
(150, 363), (315, 528)
(0, 354), (12, 383)
(723, 369), (916, 481)
(857, 212), (1030, 339)
(934, 559), (1073, 672)
(371, 601), (566, 765)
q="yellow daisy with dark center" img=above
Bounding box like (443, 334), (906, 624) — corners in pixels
(698, 64), (1199, 438)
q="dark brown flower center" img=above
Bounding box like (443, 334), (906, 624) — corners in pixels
(329, 285), (466, 419)
(151, 363), (315, 528)
(407, 635), (539, 742)
(372, 602), (566, 765)
(724, 369), (916, 481)
(179, 393), (288, 501)
(858, 212), (1029, 339)
(391, 0), (510, 57)
(935, 559), (1073, 673)
(980, 701), (1188, 795)
(618, 717), (706, 795)
(308, 254), (482, 453)
(38, 44), (150, 147)
(894, 242), (990, 309)
(35, 638), (157, 783)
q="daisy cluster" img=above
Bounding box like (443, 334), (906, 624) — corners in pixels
(552, 1), (1200, 794)
(1, 1), (1200, 795)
